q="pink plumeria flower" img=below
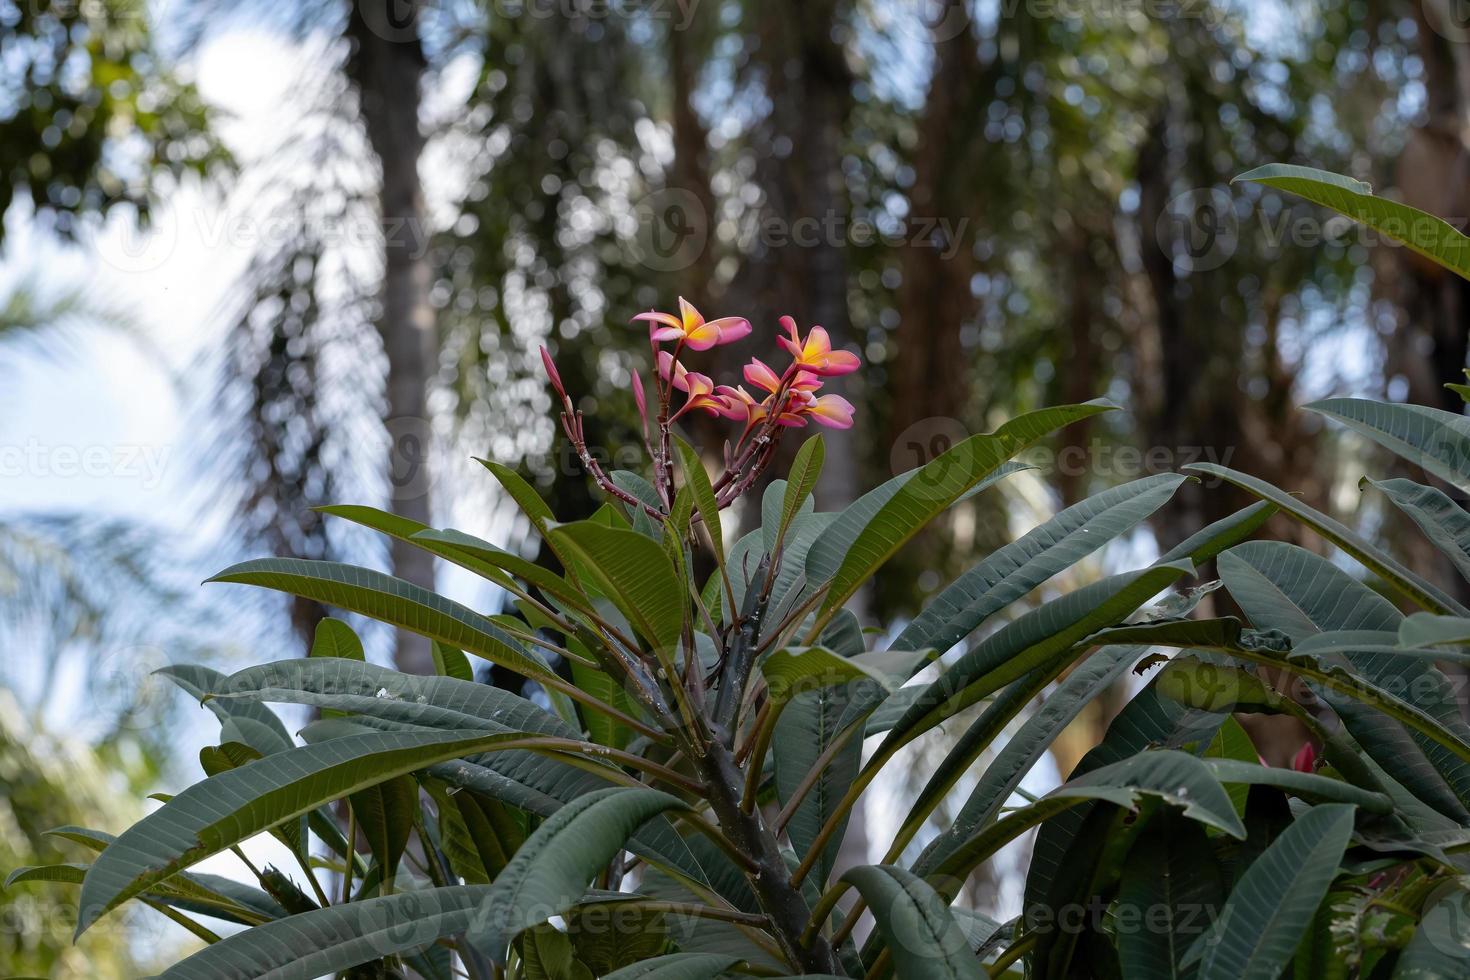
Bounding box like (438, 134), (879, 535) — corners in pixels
(743, 357), (785, 395)
(777, 315), (861, 376)
(714, 385), (769, 425)
(671, 369), (725, 419)
(744, 357), (822, 395)
(783, 389), (856, 429)
(633, 297), (752, 352)
(658, 350), (691, 390)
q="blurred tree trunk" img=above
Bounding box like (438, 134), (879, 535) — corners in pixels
(1134, 99), (1315, 765)
(887, 13), (982, 451)
(669, 19), (729, 469)
(346, 2), (437, 674)
(739, 0), (857, 509)
(1395, 2), (1470, 420)
(879, 8), (1006, 617)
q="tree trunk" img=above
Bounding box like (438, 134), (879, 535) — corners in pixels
(346, 2), (437, 674)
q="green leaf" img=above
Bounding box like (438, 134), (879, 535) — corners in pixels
(780, 436), (825, 545)
(1192, 803), (1356, 980)
(478, 457), (557, 527)
(1365, 478), (1470, 586)
(7, 850), (289, 927)
(348, 774), (418, 881)
(547, 521), (684, 651)
(569, 658), (638, 750)
(425, 780), (493, 885)
(675, 438), (724, 566)
(411, 527), (592, 612)
(910, 644), (1144, 878)
(317, 504), (561, 604)
(815, 402), (1115, 619)
(759, 646), (893, 706)
(600, 953), (745, 979)
(431, 640), (474, 681)
(1400, 612), (1470, 648)
(521, 923), (596, 980)
(465, 787), (690, 961)
(1307, 397), (1470, 495)
(155, 664), (294, 756)
(1201, 758), (1391, 813)
(841, 865), (986, 980)
(774, 683), (863, 889)
(1236, 164), (1470, 279)
(210, 657), (577, 739)
(1098, 611), (1470, 811)
(881, 561), (1194, 756)
(206, 558), (556, 685)
(157, 884), (493, 980)
(1219, 541), (1470, 820)
(565, 902), (670, 974)
(1185, 462), (1466, 615)
(800, 461), (1010, 599)
(6, 863), (88, 886)
(76, 729), (551, 935)
(1393, 887), (1470, 978)
(1157, 501), (1278, 565)
(309, 617), (364, 660)
(1115, 811), (1226, 980)
(1024, 676), (1229, 972)
(894, 474), (1187, 654)
(931, 750), (1246, 894)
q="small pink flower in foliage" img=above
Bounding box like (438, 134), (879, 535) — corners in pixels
(634, 297), (752, 351)
(1290, 741), (1317, 773)
(777, 315), (861, 376)
(553, 299), (862, 519)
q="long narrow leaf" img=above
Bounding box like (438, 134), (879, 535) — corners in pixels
(76, 730), (557, 935)
(815, 402), (1115, 620)
(206, 559), (556, 684)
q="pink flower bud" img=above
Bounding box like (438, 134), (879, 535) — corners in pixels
(540, 345), (566, 398)
(632, 369), (648, 422)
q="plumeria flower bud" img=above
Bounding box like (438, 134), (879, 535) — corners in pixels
(777, 316), (861, 376)
(633, 297), (753, 351)
(540, 345), (567, 399)
(631, 369), (649, 433)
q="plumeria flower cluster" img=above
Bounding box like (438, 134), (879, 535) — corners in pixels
(540, 298), (859, 519)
